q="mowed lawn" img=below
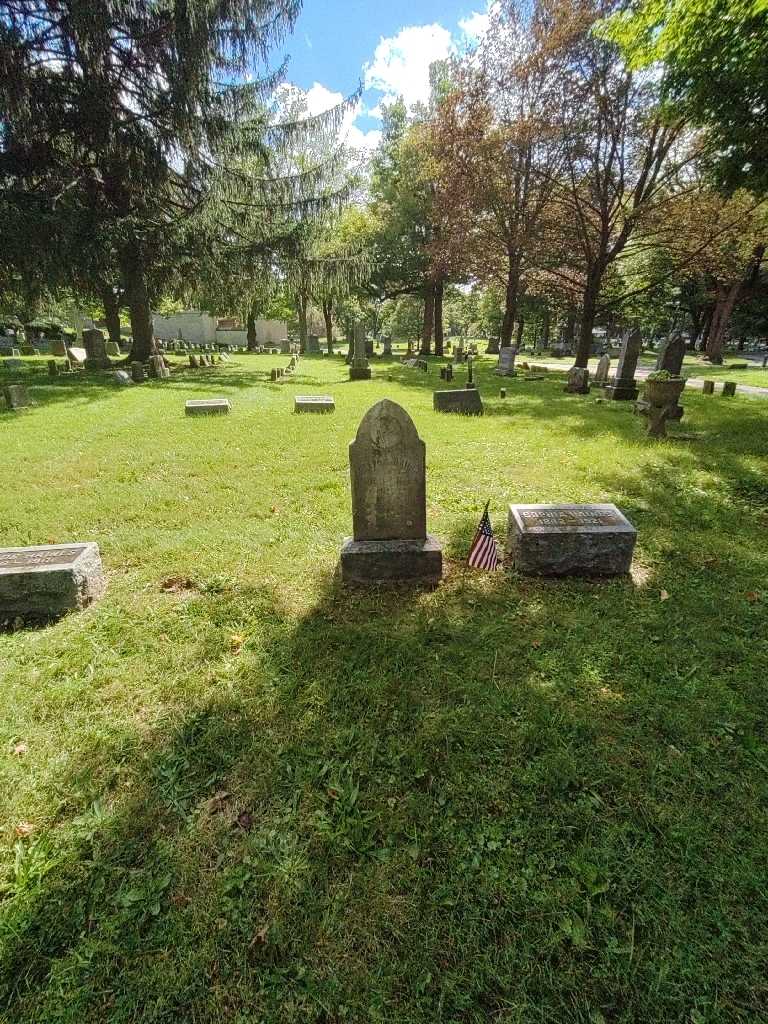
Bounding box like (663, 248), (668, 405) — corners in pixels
(1, 352), (767, 1024)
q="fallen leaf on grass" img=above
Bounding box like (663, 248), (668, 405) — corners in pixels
(204, 790), (230, 814)
(660, 590), (669, 601)
(230, 633), (245, 652)
(15, 822), (35, 837)
(11, 742), (28, 756)
(745, 591), (761, 603)
(249, 925), (269, 947)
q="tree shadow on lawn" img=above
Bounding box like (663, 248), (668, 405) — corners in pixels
(3, 518), (768, 1020)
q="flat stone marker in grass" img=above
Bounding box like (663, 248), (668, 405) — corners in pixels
(507, 503), (636, 577)
(294, 395), (335, 413)
(340, 399), (442, 585)
(0, 542), (106, 618)
(185, 398), (232, 416)
(433, 388), (484, 415)
(3, 384), (32, 410)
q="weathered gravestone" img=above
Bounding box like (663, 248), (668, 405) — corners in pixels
(105, 340), (122, 357)
(294, 395), (335, 413)
(564, 366), (590, 394)
(185, 398), (232, 416)
(382, 335), (393, 356)
(131, 361), (145, 383)
(604, 329), (642, 401)
(594, 353), (611, 387)
(3, 384), (32, 410)
(340, 399), (442, 584)
(349, 323), (372, 381)
(433, 388), (483, 415)
(507, 504), (637, 576)
(280, 338), (291, 354)
(702, 379), (715, 395)
(66, 346), (87, 366)
(0, 542), (106, 618)
(306, 334), (321, 354)
(722, 381), (737, 397)
(82, 328), (112, 370)
(47, 360), (59, 377)
(656, 331), (686, 376)
(149, 355), (170, 379)
(495, 347), (517, 376)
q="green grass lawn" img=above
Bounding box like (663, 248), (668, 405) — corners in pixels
(1, 352), (767, 1023)
(533, 351), (768, 390)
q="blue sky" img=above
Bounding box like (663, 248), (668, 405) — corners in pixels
(271, 0), (492, 149)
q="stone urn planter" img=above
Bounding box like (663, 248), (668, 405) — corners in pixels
(643, 376), (686, 437)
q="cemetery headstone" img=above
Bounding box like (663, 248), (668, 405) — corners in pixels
(105, 340), (122, 357)
(495, 347), (517, 376)
(349, 323), (372, 380)
(185, 398), (232, 416)
(148, 355), (170, 379)
(306, 334), (321, 354)
(280, 338), (291, 354)
(594, 353), (611, 386)
(3, 384), (32, 410)
(564, 366), (590, 394)
(340, 399), (442, 584)
(702, 380), (715, 395)
(47, 359), (59, 377)
(722, 381), (737, 397)
(656, 331), (686, 376)
(66, 346), (87, 366)
(433, 388), (483, 415)
(294, 395), (335, 413)
(130, 361), (145, 383)
(189, 354), (200, 368)
(0, 542), (106, 618)
(507, 504), (636, 576)
(605, 329), (641, 401)
(82, 328), (112, 370)
(382, 335), (393, 356)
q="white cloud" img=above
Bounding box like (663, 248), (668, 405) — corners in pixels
(458, 9), (491, 41)
(304, 81), (343, 117)
(364, 24), (454, 109)
(287, 81), (382, 152)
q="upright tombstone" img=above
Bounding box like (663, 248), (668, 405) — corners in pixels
(653, 331), (686, 419)
(564, 366), (590, 394)
(50, 339), (68, 357)
(594, 353), (611, 387)
(495, 347), (517, 376)
(105, 340), (122, 357)
(66, 346), (87, 366)
(47, 359), (59, 377)
(382, 334), (393, 357)
(130, 361), (145, 383)
(82, 328), (112, 370)
(722, 381), (737, 397)
(149, 354), (170, 379)
(702, 379), (715, 395)
(349, 323), (372, 381)
(340, 399), (442, 584)
(433, 387), (483, 415)
(280, 338), (291, 354)
(604, 328), (642, 401)
(3, 384), (32, 410)
(0, 542), (106, 619)
(306, 333), (321, 354)
(114, 370), (132, 385)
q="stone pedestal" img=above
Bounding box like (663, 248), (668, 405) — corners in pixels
(0, 542), (106, 618)
(605, 379), (639, 401)
(507, 504), (636, 576)
(340, 536), (443, 585)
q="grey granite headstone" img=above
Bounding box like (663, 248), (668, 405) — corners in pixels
(433, 388), (483, 415)
(83, 328), (112, 370)
(0, 542), (106, 618)
(722, 381), (737, 397)
(564, 366), (590, 394)
(131, 361), (145, 382)
(349, 323), (371, 381)
(66, 346), (87, 366)
(149, 355), (170, 379)
(294, 395), (335, 413)
(495, 347), (517, 376)
(382, 335), (392, 356)
(48, 359), (59, 377)
(605, 329), (641, 401)
(594, 353), (611, 386)
(105, 340), (122, 357)
(340, 399), (442, 584)
(3, 384), (31, 410)
(185, 398), (231, 416)
(306, 333), (321, 354)
(507, 504), (636, 576)
(702, 380), (714, 395)
(656, 332), (686, 376)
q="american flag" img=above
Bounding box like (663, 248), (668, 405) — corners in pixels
(468, 502), (500, 570)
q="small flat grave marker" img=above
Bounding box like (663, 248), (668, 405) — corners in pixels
(507, 503), (636, 576)
(433, 388), (483, 415)
(0, 542), (106, 618)
(185, 398), (232, 416)
(294, 395), (335, 413)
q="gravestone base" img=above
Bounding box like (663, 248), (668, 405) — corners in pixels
(0, 542), (106, 618)
(634, 398), (684, 420)
(507, 503), (636, 576)
(433, 388), (483, 415)
(349, 366), (372, 380)
(340, 536), (443, 585)
(605, 379), (639, 402)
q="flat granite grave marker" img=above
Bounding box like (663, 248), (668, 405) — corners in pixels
(340, 399), (442, 584)
(294, 395), (335, 413)
(185, 398), (232, 416)
(507, 503), (636, 576)
(433, 388), (483, 415)
(0, 542), (106, 618)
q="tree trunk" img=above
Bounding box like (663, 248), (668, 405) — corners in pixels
(121, 248), (154, 362)
(575, 277), (600, 368)
(100, 285), (122, 348)
(706, 282), (740, 364)
(515, 316), (525, 349)
(541, 305), (550, 352)
(246, 307), (257, 350)
(420, 282), (434, 356)
(700, 307), (713, 351)
(433, 278), (444, 357)
(322, 300), (334, 355)
(297, 291), (308, 353)
(500, 262), (520, 348)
